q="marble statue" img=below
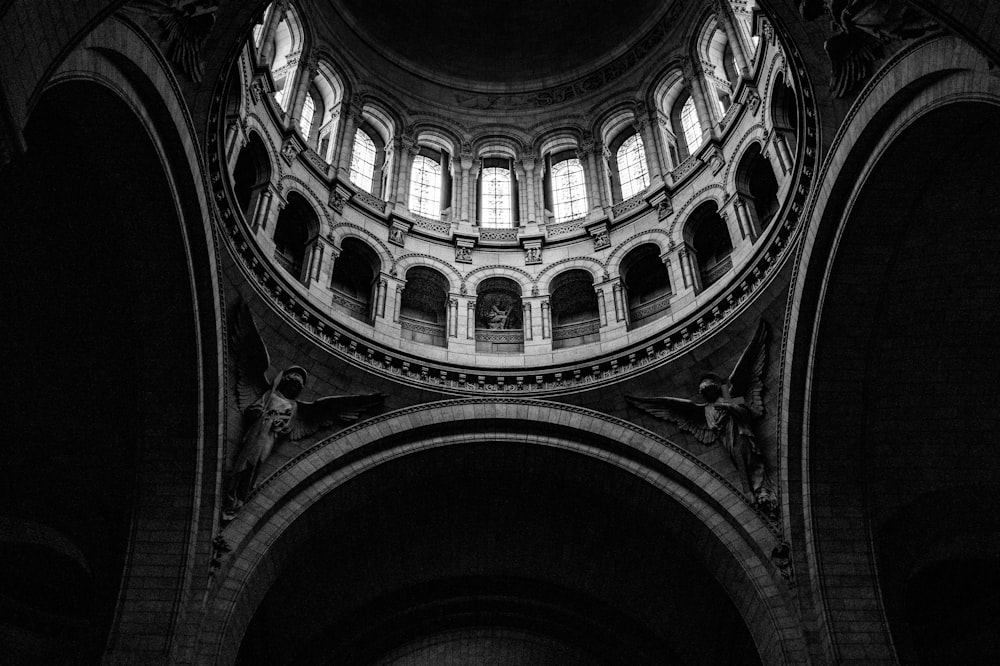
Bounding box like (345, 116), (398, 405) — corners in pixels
(225, 300), (383, 518)
(627, 320), (777, 513)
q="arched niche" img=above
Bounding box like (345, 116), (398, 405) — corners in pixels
(549, 269), (600, 350)
(330, 237), (381, 323)
(475, 276), (523, 353)
(3, 77), (211, 663)
(804, 101), (1000, 664)
(684, 201), (733, 290)
(620, 243), (672, 328)
(272, 192), (318, 282)
(233, 132), (272, 222)
(400, 266), (449, 348)
(735, 143), (779, 231)
(769, 71), (797, 154)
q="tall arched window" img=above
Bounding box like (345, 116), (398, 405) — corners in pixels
(481, 165), (512, 227)
(616, 134), (649, 200)
(409, 154), (442, 218)
(550, 158), (588, 223)
(299, 92), (315, 138)
(349, 129), (377, 193)
(681, 97), (702, 153)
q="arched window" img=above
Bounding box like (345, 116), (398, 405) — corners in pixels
(349, 129), (377, 193)
(680, 97), (702, 153)
(299, 92), (315, 138)
(481, 165), (512, 227)
(550, 157), (588, 223)
(616, 134), (649, 200)
(252, 3), (273, 47)
(409, 154), (442, 218)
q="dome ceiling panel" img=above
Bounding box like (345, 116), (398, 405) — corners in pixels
(331, 0), (670, 90)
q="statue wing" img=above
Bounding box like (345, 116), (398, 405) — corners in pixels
(728, 320), (769, 418)
(626, 395), (717, 444)
(289, 393), (385, 441)
(825, 28), (882, 98)
(231, 300), (271, 411)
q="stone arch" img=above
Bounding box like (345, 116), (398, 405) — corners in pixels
(722, 122), (767, 191)
(782, 37), (998, 664)
(393, 254), (463, 294)
(462, 264), (535, 295)
(535, 258), (605, 294)
(16, 16), (222, 663)
(328, 222), (394, 270)
(194, 399), (803, 665)
(233, 129), (272, 221)
(669, 186), (727, 243)
(604, 229), (672, 278)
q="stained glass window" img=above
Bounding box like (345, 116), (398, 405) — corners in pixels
(299, 93), (315, 138)
(349, 129), (376, 193)
(681, 96), (703, 153)
(617, 135), (650, 201)
(409, 154), (441, 217)
(551, 158), (588, 223)
(481, 167), (512, 227)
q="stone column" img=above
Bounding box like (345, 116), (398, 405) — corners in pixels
(252, 186), (275, 232)
(772, 131), (793, 175)
(733, 195), (760, 242)
(611, 281), (626, 323)
(257, 0), (287, 68)
(714, 0), (750, 78)
(335, 100), (363, 180)
(683, 58), (716, 139)
(447, 297), (459, 338)
(577, 141), (605, 214)
(540, 300), (551, 339)
(287, 53), (318, 130)
(522, 302), (533, 341)
(521, 153), (538, 223)
(465, 159), (481, 224)
(395, 136), (420, 209)
(595, 286), (608, 327)
(634, 114), (662, 185)
(466, 300), (477, 340)
(514, 161), (528, 222)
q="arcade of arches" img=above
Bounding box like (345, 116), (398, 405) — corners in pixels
(2, 1), (999, 664)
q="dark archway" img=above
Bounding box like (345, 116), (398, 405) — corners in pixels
(1, 80), (207, 663)
(685, 202), (733, 289)
(620, 244), (672, 328)
(400, 266), (449, 347)
(549, 269), (600, 349)
(272, 192), (318, 282)
(330, 238), (381, 322)
(475, 277), (524, 353)
(233, 131), (272, 222)
(735, 143), (779, 230)
(805, 101), (1000, 663)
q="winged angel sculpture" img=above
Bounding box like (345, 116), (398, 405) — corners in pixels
(627, 321), (777, 514)
(225, 301), (383, 518)
(798, 0), (937, 97)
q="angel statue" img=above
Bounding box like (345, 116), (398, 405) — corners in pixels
(486, 304), (511, 329)
(225, 301), (383, 519)
(627, 321), (777, 514)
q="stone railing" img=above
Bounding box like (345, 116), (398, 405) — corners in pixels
(551, 318), (601, 341)
(671, 153), (700, 181)
(628, 293), (671, 321)
(478, 227), (519, 242)
(475, 328), (524, 344)
(400, 317), (446, 337)
(411, 213), (450, 235)
(612, 192), (645, 218)
(354, 190), (387, 214)
(330, 289), (369, 315)
(273, 250), (300, 277)
(702, 255), (733, 287)
(546, 216), (587, 237)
